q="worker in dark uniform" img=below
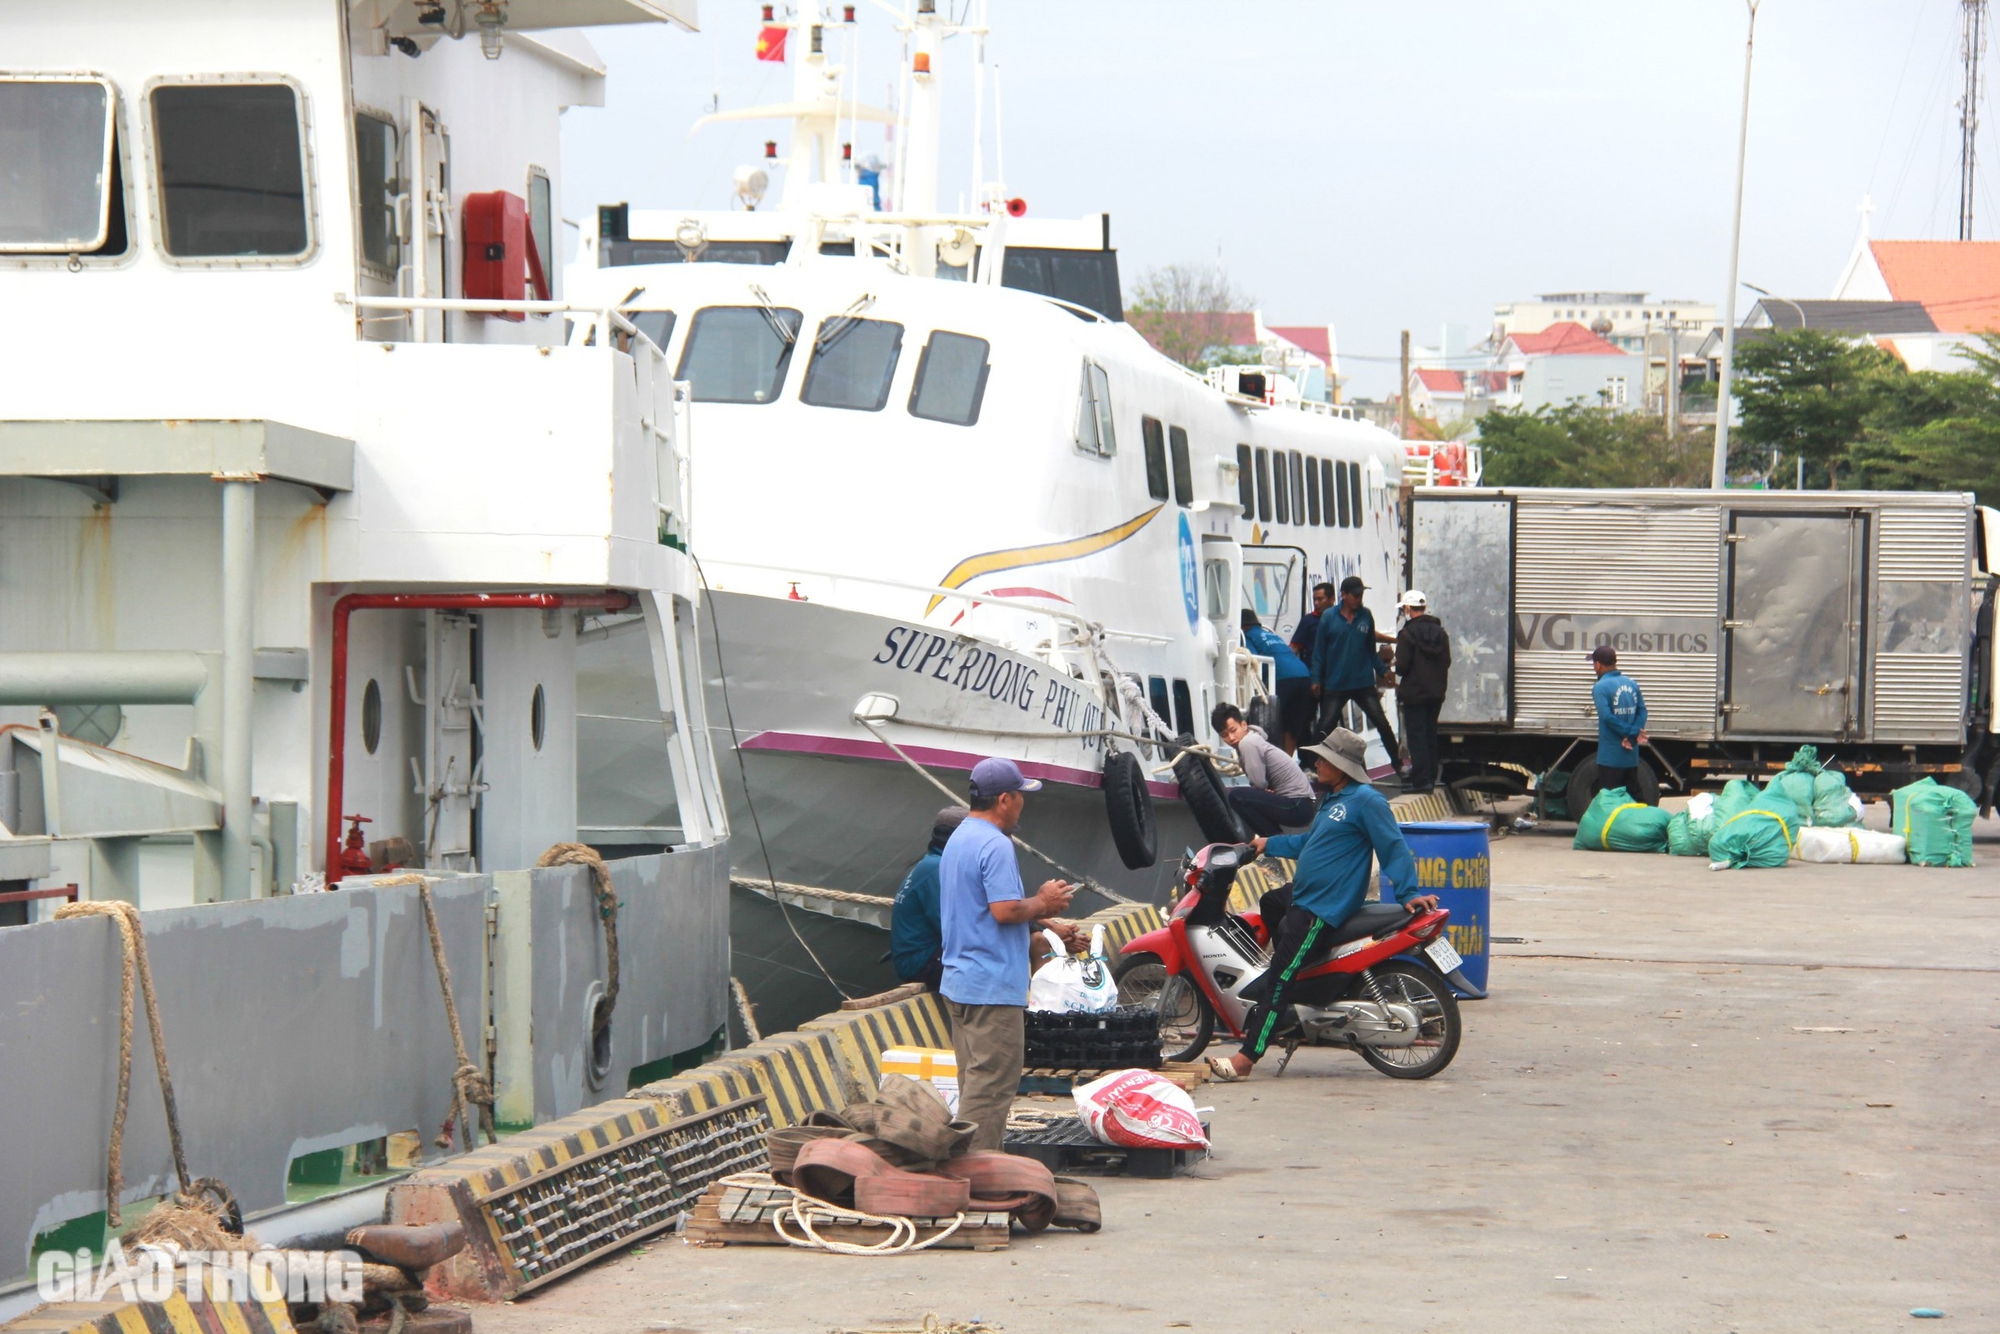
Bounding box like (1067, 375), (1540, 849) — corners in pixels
(1311, 576), (1402, 778)
(1589, 646), (1649, 795)
(890, 806), (967, 988)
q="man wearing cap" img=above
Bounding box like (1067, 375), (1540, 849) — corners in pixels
(1589, 646), (1649, 796)
(1208, 729), (1438, 1081)
(1311, 575), (1402, 774)
(1394, 590), (1452, 793)
(890, 806), (968, 989)
(939, 758), (1079, 1149)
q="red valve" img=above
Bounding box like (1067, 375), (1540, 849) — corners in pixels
(340, 814), (374, 876)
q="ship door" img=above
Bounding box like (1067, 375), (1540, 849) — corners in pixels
(420, 611), (484, 870)
(1723, 510), (1866, 739)
(407, 101), (451, 342)
(1241, 545), (1306, 642)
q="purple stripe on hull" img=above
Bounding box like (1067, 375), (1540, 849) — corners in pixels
(739, 730), (1180, 800)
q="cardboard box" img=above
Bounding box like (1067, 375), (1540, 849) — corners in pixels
(880, 1046), (959, 1114)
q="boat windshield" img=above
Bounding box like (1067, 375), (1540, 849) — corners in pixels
(678, 305), (802, 404)
(0, 78), (115, 252)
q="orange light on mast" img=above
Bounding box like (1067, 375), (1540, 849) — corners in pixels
(913, 51), (931, 75)
(764, 140), (778, 160)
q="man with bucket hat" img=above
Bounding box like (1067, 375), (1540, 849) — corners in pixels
(940, 757), (1079, 1148)
(1208, 729), (1438, 1082)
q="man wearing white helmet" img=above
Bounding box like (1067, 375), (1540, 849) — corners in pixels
(1394, 590), (1452, 793)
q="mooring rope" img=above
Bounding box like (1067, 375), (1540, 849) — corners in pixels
(55, 900), (190, 1227)
(717, 1173), (965, 1256)
(537, 842), (622, 1041)
(394, 877), (496, 1152)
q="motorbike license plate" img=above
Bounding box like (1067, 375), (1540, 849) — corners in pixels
(1424, 937), (1463, 973)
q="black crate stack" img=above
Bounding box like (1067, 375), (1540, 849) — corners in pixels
(1023, 1006), (1163, 1070)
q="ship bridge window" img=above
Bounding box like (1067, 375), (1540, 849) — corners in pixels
(0, 78), (119, 254)
(1272, 445), (1290, 524)
(1169, 426), (1194, 507)
(1074, 361), (1116, 457)
(678, 304), (802, 404)
(802, 315), (904, 411)
(1302, 453), (1321, 526)
(1347, 458), (1363, 525)
(1287, 452), (1306, 523)
(1235, 445), (1254, 516)
(1320, 459), (1336, 526)
(1141, 417), (1169, 501)
(908, 330), (990, 426)
(354, 111), (398, 274)
(1253, 448), (1272, 523)
(629, 310), (676, 352)
(1334, 460), (1352, 527)
(151, 82), (312, 260)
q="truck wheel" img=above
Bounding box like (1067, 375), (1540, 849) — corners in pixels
(1101, 750), (1159, 869)
(1568, 755), (1659, 813)
(1173, 748), (1250, 845)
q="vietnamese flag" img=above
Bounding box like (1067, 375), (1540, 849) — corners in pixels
(755, 25), (787, 61)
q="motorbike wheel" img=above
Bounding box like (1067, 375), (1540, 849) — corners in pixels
(1113, 952), (1214, 1063)
(1355, 960), (1461, 1080)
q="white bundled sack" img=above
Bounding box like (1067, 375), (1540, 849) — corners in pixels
(1795, 826), (1908, 865)
(1027, 925), (1119, 1014)
(1073, 1068), (1210, 1150)
(1687, 791), (1717, 821)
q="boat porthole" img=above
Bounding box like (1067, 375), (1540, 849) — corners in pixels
(531, 683), (547, 751)
(361, 679), (383, 755)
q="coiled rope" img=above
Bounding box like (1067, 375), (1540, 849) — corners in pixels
(717, 1174), (965, 1256)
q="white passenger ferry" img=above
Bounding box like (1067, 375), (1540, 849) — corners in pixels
(568, 0), (1408, 1016)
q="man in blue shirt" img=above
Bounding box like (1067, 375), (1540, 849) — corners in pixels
(1311, 576), (1402, 775)
(1209, 729), (1437, 1081)
(1589, 645), (1649, 796)
(1241, 608), (1312, 751)
(1289, 582), (1336, 674)
(890, 806), (967, 988)
(940, 758), (1079, 1148)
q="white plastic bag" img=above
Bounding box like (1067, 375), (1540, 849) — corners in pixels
(1795, 826), (1908, 864)
(1028, 926), (1119, 1014)
(1073, 1069), (1210, 1150)
(1687, 791), (1716, 821)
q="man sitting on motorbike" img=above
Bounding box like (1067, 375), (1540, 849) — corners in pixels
(1208, 727), (1438, 1082)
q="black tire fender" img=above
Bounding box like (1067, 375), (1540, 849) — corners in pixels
(1173, 747), (1250, 845)
(1101, 749), (1159, 870)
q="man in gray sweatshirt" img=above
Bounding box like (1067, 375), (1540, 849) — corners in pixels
(1211, 703), (1318, 836)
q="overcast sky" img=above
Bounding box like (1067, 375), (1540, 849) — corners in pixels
(561, 1), (1979, 395)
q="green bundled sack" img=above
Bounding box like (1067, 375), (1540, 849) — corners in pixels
(1665, 811), (1716, 857)
(1708, 789), (1800, 869)
(1809, 769), (1861, 827)
(1573, 786), (1672, 853)
(1711, 778), (1765, 826)
(1893, 778), (1976, 868)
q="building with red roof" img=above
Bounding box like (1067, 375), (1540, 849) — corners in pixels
(1828, 236), (2000, 369)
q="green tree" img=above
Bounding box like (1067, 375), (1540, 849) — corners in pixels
(1732, 329), (1900, 487)
(1477, 405), (1711, 488)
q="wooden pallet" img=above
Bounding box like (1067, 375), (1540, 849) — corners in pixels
(683, 1176), (1011, 1251)
(1017, 1060), (1210, 1095)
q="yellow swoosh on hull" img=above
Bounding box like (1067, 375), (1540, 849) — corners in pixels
(925, 505), (1165, 615)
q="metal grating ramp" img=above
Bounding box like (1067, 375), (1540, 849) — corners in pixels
(475, 1095), (771, 1291)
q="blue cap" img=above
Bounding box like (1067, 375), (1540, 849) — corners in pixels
(968, 757), (1042, 800)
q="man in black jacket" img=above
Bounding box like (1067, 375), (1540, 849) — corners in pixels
(1394, 590), (1452, 792)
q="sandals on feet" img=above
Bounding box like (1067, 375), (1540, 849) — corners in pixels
(1207, 1056), (1247, 1082)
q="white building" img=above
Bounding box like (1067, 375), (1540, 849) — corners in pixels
(1493, 291), (1718, 354)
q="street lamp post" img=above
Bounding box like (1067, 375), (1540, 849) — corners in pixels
(1712, 0), (1764, 490)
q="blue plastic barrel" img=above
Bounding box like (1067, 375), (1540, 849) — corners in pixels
(1397, 820), (1491, 996)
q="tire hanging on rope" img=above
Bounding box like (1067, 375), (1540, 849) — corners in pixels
(1172, 741), (1249, 846)
(1100, 749), (1158, 870)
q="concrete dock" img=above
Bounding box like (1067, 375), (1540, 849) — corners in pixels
(480, 816), (2000, 1333)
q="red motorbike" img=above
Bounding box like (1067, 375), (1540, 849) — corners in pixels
(1114, 843), (1469, 1079)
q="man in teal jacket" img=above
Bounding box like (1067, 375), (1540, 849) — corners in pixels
(1208, 728), (1437, 1081)
(1589, 646), (1649, 796)
(1311, 576), (1401, 773)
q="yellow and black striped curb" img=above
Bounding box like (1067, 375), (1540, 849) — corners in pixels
(798, 991), (953, 1090)
(1, 1273), (297, 1333)
(385, 1097), (669, 1301)
(1392, 789), (1458, 823)
(638, 1028), (863, 1128)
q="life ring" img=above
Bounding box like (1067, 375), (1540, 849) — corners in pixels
(1101, 750), (1159, 870)
(1172, 743), (1250, 845)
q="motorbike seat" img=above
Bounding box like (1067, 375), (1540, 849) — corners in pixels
(1310, 903), (1414, 957)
